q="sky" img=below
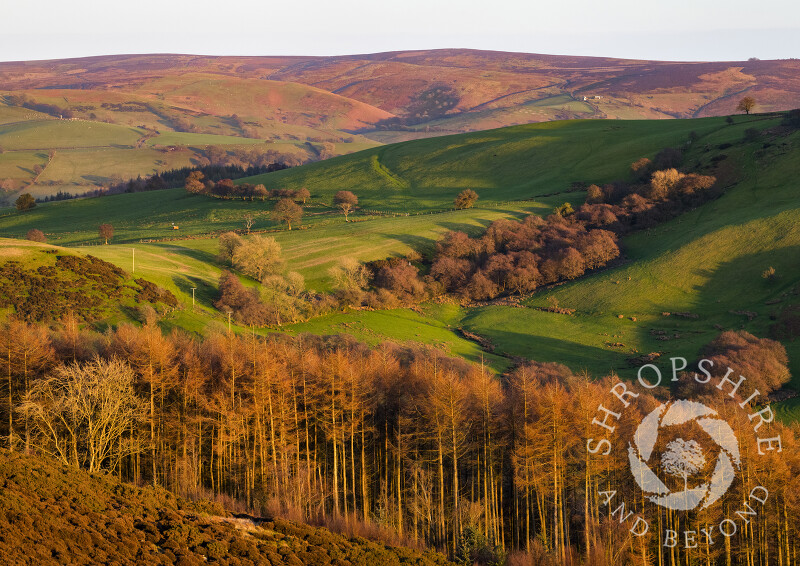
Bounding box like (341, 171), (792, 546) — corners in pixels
(0, 0), (798, 62)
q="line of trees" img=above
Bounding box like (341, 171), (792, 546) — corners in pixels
(203, 148), (722, 332)
(187, 171), (311, 204)
(327, 150), (719, 307)
(0, 318), (797, 565)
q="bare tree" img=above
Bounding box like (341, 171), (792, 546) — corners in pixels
(218, 231), (243, 264)
(21, 357), (143, 472)
(243, 213), (255, 235)
(329, 257), (369, 292)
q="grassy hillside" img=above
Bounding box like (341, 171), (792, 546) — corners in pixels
(0, 99), (380, 202)
(260, 115), (800, 413)
(241, 116), (761, 210)
(0, 449), (450, 566)
(4, 48), (798, 201)
(4, 116), (760, 245)
(1, 113), (798, 412)
(497, 124), (800, 378)
(0, 239), (177, 324)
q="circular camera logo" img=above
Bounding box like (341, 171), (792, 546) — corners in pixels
(587, 357), (783, 548)
(628, 400), (741, 511)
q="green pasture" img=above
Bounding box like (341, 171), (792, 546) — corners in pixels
(241, 116), (769, 212)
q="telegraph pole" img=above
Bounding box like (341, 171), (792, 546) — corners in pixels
(190, 287), (197, 308)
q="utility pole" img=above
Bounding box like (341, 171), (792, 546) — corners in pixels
(190, 287), (196, 309)
(132, 248), (135, 273)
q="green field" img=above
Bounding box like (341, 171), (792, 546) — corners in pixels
(0, 120), (144, 150)
(241, 116), (765, 211)
(0, 106), (380, 204)
(0, 105), (52, 125)
(2, 113), (799, 419)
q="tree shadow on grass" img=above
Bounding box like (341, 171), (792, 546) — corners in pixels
(435, 220), (494, 235)
(616, 246), (800, 393)
(172, 274), (216, 308)
(153, 243), (219, 266)
(82, 175), (110, 184)
(466, 325), (632, 378)
(378, 232), (439, 256)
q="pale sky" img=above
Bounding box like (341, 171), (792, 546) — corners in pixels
(0, 0), (798, 62)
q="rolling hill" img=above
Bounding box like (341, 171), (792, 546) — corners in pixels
(2, 113), (798, 401)
(0, 115), (759, 245)
(2, 49), (799, 202)
(2, 50), (799, 128)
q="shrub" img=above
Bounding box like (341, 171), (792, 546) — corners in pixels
(653, 147), (682, 169)
(553, 202), (574, 217)
(26, 229), (46, 243)
(703, 330), (790, 396)
(373, 261), (425, 300)
(648, 169), (683, 200)
(771, 304), (800, 340)
(585, 184), (604, 203)
(630, 157), (653, 181)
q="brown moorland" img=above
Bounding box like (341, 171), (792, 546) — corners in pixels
(0, 448), (452, 566)
(2, 50), (799, 139)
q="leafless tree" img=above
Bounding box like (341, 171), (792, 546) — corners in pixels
(21, 357), (144, 472)
(271, 198), (303, 230)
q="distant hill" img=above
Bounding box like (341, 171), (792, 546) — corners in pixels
(2, 50), (799, 129)
(2, 50), (798, 201)
(0, 449), (451, 565)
